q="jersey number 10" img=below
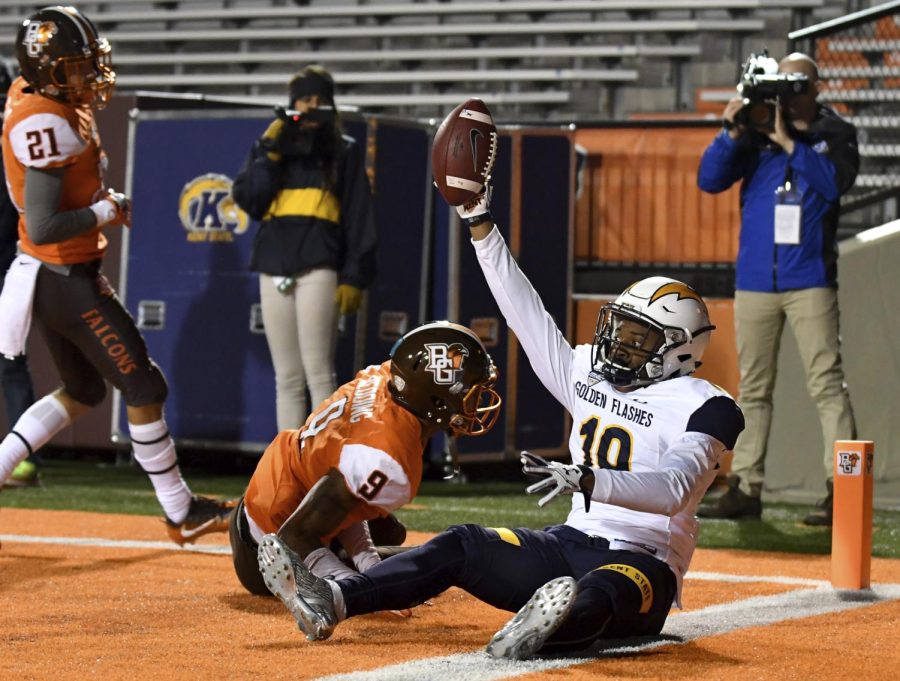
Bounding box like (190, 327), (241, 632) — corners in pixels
(579, 416), (633, 471)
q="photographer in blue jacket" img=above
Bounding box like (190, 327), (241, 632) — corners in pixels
(696, 52), (859, 526)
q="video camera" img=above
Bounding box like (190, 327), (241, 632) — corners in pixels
(274, 104), (336, 127)
(734, 50), (810, 131)
(271, 104), (336, 156)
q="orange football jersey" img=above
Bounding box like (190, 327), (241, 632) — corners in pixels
(244, 362), (425, 540)
(1, 76), (107, 264)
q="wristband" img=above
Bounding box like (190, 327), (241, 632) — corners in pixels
(461, 211), (492, 229)
(89, 198), (117, 226)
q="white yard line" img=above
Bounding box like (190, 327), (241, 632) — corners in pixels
(0, 535), (836, 584)
(687, 570), (830, 587)
(0, 533), (231, 554)
(311, 584), (900, 681)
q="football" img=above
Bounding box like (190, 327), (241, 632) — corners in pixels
(431, 98), (498, 206)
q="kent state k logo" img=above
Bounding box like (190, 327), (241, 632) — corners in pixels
(178, 173), (249, 242)
(424, 342), (469, 385)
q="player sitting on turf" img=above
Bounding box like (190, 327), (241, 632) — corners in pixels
(256, 181), (744, 660)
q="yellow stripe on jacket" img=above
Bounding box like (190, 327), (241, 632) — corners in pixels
(264, 188), (341, 223)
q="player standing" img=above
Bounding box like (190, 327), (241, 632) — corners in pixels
(0, 6), (234, 543)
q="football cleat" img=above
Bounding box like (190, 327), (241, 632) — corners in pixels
(165, 495), (236, 546)
(486, 576), (578, 660)
(258, 533), (338, 641)
(3, 460), (39, 488)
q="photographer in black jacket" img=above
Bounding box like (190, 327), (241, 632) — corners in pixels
(233, 65), (377, 431)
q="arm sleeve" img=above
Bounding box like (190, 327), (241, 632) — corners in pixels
(789, 123), (859, 201)
(231, 142), (282, 221)
(471, 226), (576, 412)
(697, 130), (752, 193)
(336, 521), (381, 573)
(24, 166), (96, 245)
(590, 431), (727, 516)
(303, 546), (358, 580)
(336, 141), (377, 288)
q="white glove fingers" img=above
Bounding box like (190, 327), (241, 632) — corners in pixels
(525, 478), (556, 495)
(520, 452), (549, 467)
(538, 490), (559, 507)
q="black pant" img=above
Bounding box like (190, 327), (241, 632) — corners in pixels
(340, 523), (677, 653)
(0, 269), (38, 461)
(0, 354), (34, 426)
(229, 497), (271, 596)
(33, 262), (168, 408)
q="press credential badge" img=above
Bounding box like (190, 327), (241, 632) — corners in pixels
(774, 181), (802, 245)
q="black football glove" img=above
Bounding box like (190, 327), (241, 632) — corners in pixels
(521, 451), (594, 512)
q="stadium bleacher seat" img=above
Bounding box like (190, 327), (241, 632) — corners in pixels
(0, 0), (840, 119)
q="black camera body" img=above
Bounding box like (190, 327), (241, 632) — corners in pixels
(734, 51), (810, 131)
(274, 104), (335, 126)
(272, 104), (336, 156)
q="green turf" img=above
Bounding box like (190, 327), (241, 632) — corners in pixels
(4, 457), (899, 559)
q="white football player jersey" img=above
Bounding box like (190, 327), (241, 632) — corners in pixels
(472, 227), (742, 604)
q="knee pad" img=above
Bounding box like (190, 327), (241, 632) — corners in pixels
(122, 363), (168, 406)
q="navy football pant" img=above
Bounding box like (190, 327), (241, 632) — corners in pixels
(338, 523), (677, 652)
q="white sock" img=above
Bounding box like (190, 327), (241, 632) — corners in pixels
(327, 579), (347, 622)
(129, 419), (192, 523)
(0, 395), (70, 483)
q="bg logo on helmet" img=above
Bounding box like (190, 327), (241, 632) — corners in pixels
(22, 21), (57, 58)
(425, 343), (468, 384)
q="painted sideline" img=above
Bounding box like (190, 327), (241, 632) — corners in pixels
(0, 534), (833, 586)
(311, 584), (900, 681)
(0, 533), (231, 554)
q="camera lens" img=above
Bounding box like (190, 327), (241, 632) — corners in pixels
(748, 102), (774, 128)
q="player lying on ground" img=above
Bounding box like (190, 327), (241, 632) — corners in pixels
(229, 321), (501, 595)
(256, 183), (744, 659)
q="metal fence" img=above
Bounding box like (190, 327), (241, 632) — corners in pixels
(790, 0), (900, 233)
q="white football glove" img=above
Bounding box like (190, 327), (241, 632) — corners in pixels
(90, 188), (132, 228)
(521, 451), (594, 511)
(455, 181), (492, 228)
